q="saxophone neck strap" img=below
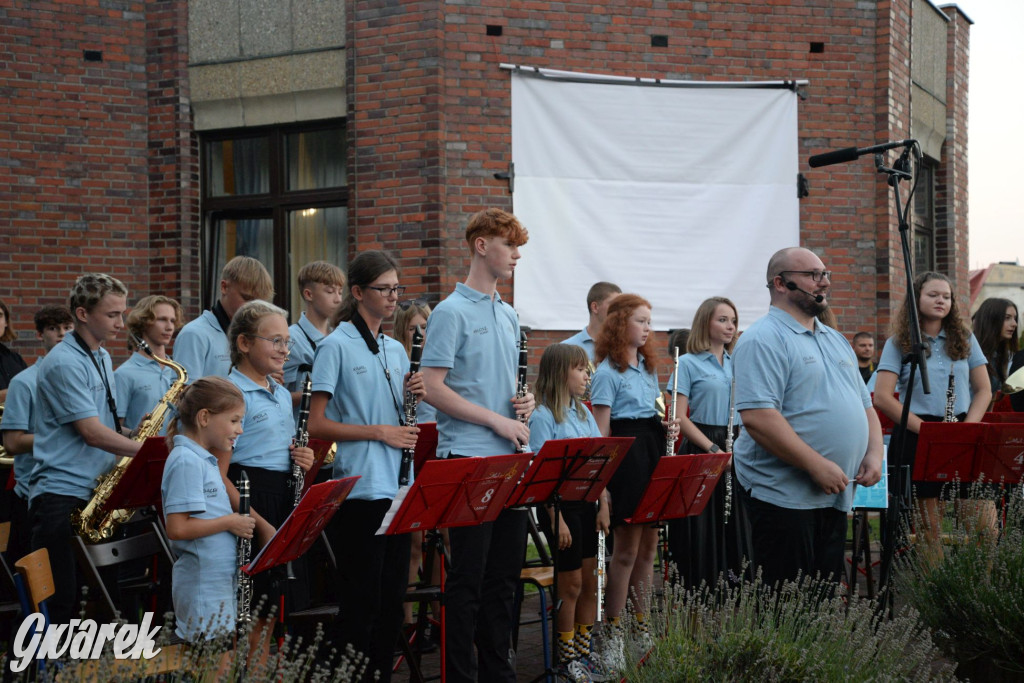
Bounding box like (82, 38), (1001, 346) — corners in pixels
(72, 331), (122, 434)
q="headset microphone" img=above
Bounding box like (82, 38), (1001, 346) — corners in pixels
(784, 279), (825, 304)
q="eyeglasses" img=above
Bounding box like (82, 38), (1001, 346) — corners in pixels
(248, 335), (295, 352)
(365, 285), (406, 298)
(398, 298), (428, 311)
(779, 270), (832, 283)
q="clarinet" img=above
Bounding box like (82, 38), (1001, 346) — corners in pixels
(236, 470), (253, 629)
(667, 347), (680, 456)
(944, 370), (958, 423)
(399, 327), (424, 487)
(292, 373), (312, 506)
(724, 375), (736, 521)
(516, 329), (529, 453)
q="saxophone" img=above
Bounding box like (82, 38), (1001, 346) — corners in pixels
(399, 326), (424, 487)
(944, 370), (957, 423)
(72, 334), (188, 543)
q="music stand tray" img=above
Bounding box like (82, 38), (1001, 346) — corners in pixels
(627, 453), (730, 524)
(412, 422), (439, 477)
(104, 436), (170, 511)
(244, 476), (359, 576)
(506, 437), (632, 508)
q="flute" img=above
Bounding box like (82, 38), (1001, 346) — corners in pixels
(516, 329), (529, 453)
(724, 375), (736, 522)
(399, 326), (424, 486)
(595, 525), (606, 622)
(292, 373), (312, 506)
(236, 470), (253, 629)
(667, 347), (680, 456)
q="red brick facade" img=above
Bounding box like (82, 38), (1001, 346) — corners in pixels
(1, 0), (970, 372)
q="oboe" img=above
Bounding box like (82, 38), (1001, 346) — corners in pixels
(944, 369), (958, 423)
(516, 329), (529, 453)
(666, 347), (680, 456)
(236, 470), (253, 629)
(399, 326), (424, 487)
(292, 373), (312, 506)
(724, 375), (736, 521)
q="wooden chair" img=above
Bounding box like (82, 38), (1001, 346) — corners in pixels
(14, 548), (54, 680)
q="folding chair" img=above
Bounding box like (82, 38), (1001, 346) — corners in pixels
(72, 519), (176, 621)
(14, 548), (55, 680)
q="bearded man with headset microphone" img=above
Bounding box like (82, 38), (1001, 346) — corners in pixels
(730, 247), (883, 588)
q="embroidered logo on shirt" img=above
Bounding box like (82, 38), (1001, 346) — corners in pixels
(473, 326), (489, 335)
(251, 412), (268, 424)
(204, 486), (220, 497)
(803, 356), (818, 365)
(353, 365), (367, 375)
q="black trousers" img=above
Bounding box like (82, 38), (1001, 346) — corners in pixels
(29, 493), (88, 625)
(328, 498), (410, 683)
(736, 484), (847, 589)
(445, 506), (528, 683)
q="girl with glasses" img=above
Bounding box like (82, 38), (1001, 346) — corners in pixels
(308, 250), (425, 682)
(225, 299), (316, 654)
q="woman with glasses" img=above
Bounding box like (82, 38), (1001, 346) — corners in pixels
(226, 299), (316, 652)
(308, 250), (425, 682)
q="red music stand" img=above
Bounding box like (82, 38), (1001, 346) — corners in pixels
(244, 476), (358, 576)
(382, 453), (532, 682)
(503, 436), (632, 679)
(300, 437), (336, 496)
(413, 422), (439, 476)
(983, 412), (1024, 424)
(626, 452), (731, 524)
(914, 422), (1024, 485)
(105, 436), (170, 511)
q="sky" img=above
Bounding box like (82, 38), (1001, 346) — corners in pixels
(951, 0), (1024, 269)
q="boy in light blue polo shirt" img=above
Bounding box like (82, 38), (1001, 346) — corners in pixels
(561, 281), (621, 363)
(175, 256), (273, 380)
(283, 261), (345, 416)
(420, 208), (534, 683)
(1, 305), (74, 561)
(29, 274), (142, 624)
(115, 295), (183, 432)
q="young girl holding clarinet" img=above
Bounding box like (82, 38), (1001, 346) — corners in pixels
(161, 376), (255, 641)
(873, 271), (991, 561)
(308, 250), (425, 683)
(590, 294), (677, 668)
(226, 300), (315, 646)
(530, 343), (611, 682)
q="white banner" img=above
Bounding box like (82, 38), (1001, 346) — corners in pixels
(510, 68), (801, 332)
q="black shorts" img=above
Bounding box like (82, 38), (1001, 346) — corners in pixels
(536, 500), (597, 572)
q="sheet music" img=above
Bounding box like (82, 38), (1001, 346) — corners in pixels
(376, 485), (411, 535)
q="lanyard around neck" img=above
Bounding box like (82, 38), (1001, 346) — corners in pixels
(72, 331), (122, 434)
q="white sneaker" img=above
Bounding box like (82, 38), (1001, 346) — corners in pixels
(633, 629), (655, 658)
(557, 659), (593, 683)
(596, 631), (625, 674)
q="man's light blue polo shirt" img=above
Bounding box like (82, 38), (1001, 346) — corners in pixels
(2, 362), (39, 500)
(114, 352), (175, 433)
(229, 368), (294, 473)
(590, 356), (660, 420)
(421, 282), (520, 457)
(311, 322), (410, 501)
(877, 330), (987, 416)
(732, 306), (871, 512)
(29, 336), (118, 502)
(666, 351), (741, 427)
(175, 310), (231, 380)
(562, 329), (595, 362)
(161, 434), (237, 640)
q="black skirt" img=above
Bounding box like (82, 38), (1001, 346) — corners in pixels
(667, 423), (753, 589)
(607, 416), (664, 527)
